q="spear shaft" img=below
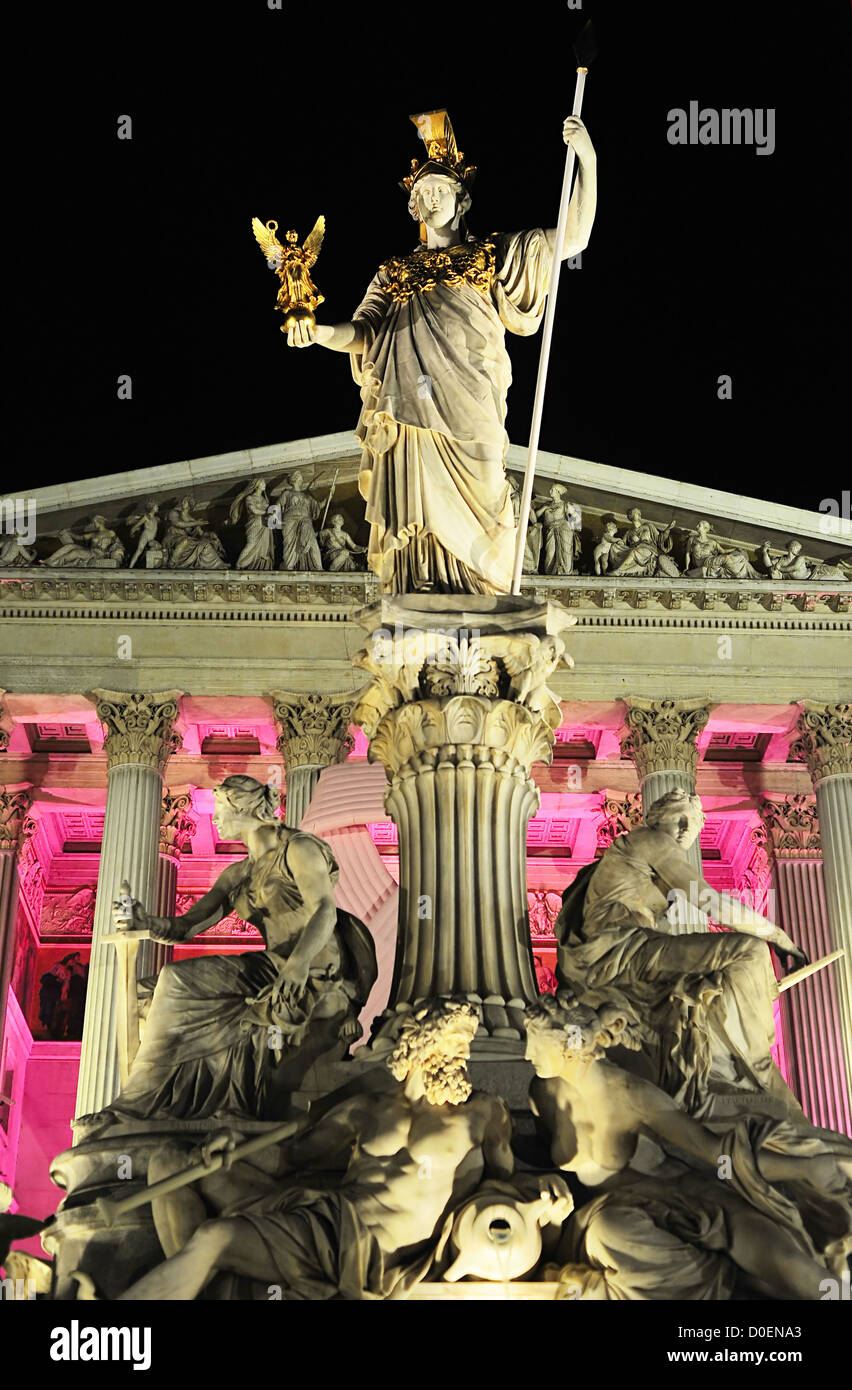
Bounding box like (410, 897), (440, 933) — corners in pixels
(511, 67), (589, 593)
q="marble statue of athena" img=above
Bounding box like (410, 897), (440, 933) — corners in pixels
(286, 109), (597, 593)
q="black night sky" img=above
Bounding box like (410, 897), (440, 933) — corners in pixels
(11, 1), (851, 511)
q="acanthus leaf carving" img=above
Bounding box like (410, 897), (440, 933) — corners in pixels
(92, 689), (183, 773)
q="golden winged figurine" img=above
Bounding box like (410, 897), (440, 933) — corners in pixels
(251, 215), (326, 331)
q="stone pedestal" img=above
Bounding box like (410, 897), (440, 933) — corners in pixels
(352, 595), (574, 1046)
(0, 787), (35, 1055)
(792, 701), (852, 1108)
(621, 696), (712, 934)
(272, 691), (356, 828)
(75, 691), (182, 1121)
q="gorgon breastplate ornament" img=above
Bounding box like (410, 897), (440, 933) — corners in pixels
(379, 239), (497, 304)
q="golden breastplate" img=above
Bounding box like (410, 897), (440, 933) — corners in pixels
(379, 240), (496, 304)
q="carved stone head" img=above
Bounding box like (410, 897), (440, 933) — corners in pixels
(645, 787), (705, 849)
(408, 172), (472, 232)
(388, 998), (479, 1105)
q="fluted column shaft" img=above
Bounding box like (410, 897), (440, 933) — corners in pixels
(792, 701), (852, 1110)
(0, 788), (35, 1056)
(137, 792), (196, 978)
(75, 690), (181, 1120)
(621, 697), (711, 934)
(383, 740), (541, 1037)
(272, 691), (355, 828)
(774, 857), (851, 1134)
(814, 775), (852, 1106)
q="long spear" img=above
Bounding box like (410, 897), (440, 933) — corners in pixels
(319, 467), (341, 531)
(95, 1119), (301, 1227)
(511, 20), (598, 593)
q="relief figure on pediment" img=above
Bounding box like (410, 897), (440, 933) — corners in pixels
(509, 475), (542, 573)
(536, 485), (582, 575)
(761, 537), (850, 582)
(44, 515), (125, 568)
(229, 479), (275, 570)
(319, 513), (367, 571)
(127, 501), (162, 568)
(0, 535), (36, 565)
(270, 470), (323, 570)
(684, 520), (760, 579)
(605, 509), (680, 577)
(163, 497), (228, 569)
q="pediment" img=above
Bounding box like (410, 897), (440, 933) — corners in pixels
(2, 432), (849, 579)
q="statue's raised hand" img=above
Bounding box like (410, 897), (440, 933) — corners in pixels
(771, 931), (809, 972)
(562, 115), (595, 162)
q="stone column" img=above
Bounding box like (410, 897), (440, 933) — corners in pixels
(0, 788), (36, 1055)
(621, 696), (711, 933)
(791, 701), (852, 1106)
(352, 599), (574, 1044)
(272, 692), (355, 828)
(754, 796), (851, 1135)
(75, 690), (181, 1119)
(136, 791), (197, 978)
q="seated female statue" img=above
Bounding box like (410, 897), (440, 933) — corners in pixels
(74, 776), (376, 1138)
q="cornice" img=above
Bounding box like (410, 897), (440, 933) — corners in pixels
(1, 572), (849, 623)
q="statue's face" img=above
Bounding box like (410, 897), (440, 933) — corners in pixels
(212, 788), (242, 841)
(664, 806), (704, 849)
(416, 175), (461, 230)
(291, 472), (304, 489)
(628, 509), (641, 524)
(525, 1027), (563, 1078)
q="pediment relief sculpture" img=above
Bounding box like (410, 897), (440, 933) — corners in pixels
(2, 478), (849, 582)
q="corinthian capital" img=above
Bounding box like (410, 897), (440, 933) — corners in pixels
(755, 794), (821, 858)
(92, 689), (183, 773)
(272, 691), (356, 771)
(0, 787), (36, 853)
(620, 696), (711, 781)
(791, 701), (852, 785)
(597, 791), (643, 854)
(159, 791), (197, 859)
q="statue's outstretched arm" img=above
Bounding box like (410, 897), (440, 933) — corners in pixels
(285, 320), (367, 353)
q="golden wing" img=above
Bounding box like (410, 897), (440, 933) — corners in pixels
(302, 214), (325, 261)
(252, 217), (283, 264)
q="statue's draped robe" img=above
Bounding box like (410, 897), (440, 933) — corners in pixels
(350, 230), (551, 594)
